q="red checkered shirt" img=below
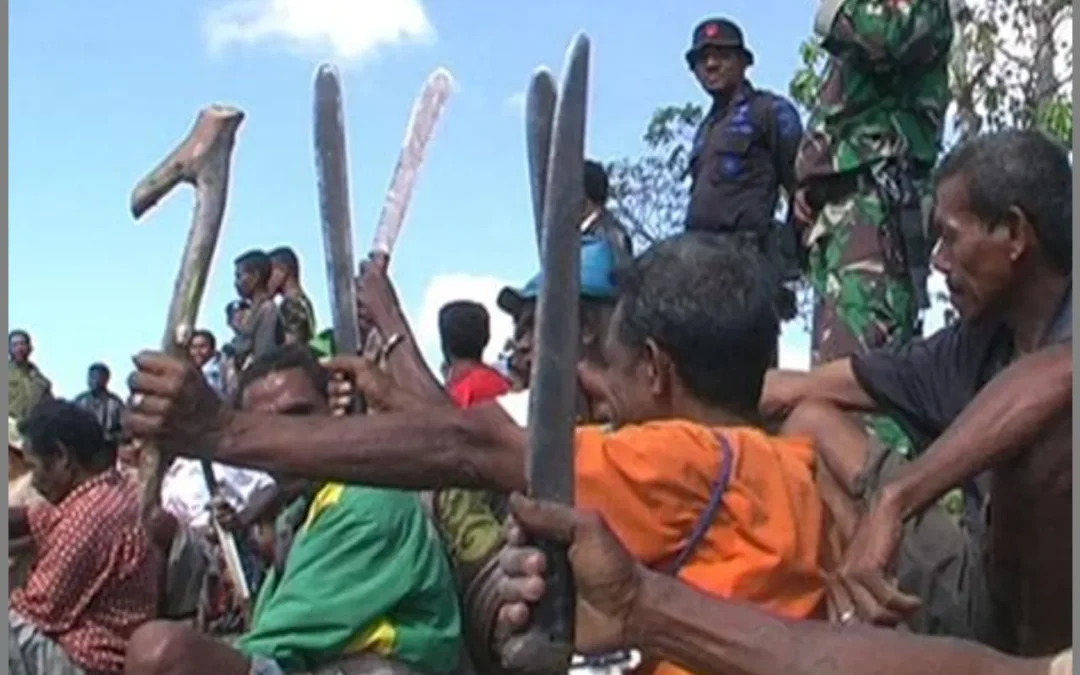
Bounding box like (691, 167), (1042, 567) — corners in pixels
(10, 469), (159, 674)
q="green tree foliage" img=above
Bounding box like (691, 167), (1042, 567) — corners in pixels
(788, 1), (1073, 145)
(606, 103), (702, 248)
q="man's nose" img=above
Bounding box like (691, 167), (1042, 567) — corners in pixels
(930, 238), (949, 275)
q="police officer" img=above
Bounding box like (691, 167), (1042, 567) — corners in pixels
(684, 18), (805, 313)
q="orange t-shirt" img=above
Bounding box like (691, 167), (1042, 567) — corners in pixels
(574, 420), (825, 675)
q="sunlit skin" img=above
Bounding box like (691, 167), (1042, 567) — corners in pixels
(267, 261), (288, 296)
(9, 334), (31, 364)
(234, 264), (259, 300)
(930, 174), (1027, 322)
(691, 45), (748, 97)
(240, 368), (328, 418)
(188, 334), (215, 369)
(24, 444), (80, 506)
(88, 367), (110, 394)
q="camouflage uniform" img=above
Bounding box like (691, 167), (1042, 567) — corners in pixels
(8, 362), (52, 423)
(796, 0), (954, 452)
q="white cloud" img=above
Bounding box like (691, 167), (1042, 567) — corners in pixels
(204, 0), (435, 61)
(409, 273), (516, 373)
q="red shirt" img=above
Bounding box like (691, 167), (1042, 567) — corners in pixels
(447, 364), (511, 408)
(11, 470), (159, 674)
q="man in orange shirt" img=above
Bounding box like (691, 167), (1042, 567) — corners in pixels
(127, 233), (827, 675)
(438, 300), (510, 408)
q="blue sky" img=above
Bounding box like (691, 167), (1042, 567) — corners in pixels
(11, 0), (834, 397)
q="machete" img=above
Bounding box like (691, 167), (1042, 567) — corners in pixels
(314, 65), (364, 373)
(370, 67), (454, 270)
(504, 33), (590, 674)
(525, 69), (557, 252)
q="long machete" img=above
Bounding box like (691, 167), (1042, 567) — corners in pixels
(525, 69), (557, 251)
(314, 65), (363, 368)
(507, 33), (590, 674)
(370, 67), (454, 269)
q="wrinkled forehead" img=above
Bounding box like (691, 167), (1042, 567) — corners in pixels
(241, 368), (324, 415)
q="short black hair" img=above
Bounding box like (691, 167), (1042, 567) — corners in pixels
(19, 399), (115, 471)
(236, 343), (329, 405)
(235, 249), (273, 286)
(226, 299), (251, 321)
(268, 246), (301, 277)
(190, 329), (217, 351)
(439, 301), (490, 362)
(614, 232), (779, 413)
(88, 362), (109, 376)
(9, 329), (30, 344)
(584, 159), (609, 206)
(936, 129), (1072, 274)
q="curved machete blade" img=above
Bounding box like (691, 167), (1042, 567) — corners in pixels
(314, 64), (361, 358)
(525, 69), (557, 254)
(371, 67), (454, 262)
(510, 32), (590, 675)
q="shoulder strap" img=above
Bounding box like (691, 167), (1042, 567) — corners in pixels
(664, 431), (735, 575)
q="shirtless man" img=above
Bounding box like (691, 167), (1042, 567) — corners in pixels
(769, 129), (1072, 656)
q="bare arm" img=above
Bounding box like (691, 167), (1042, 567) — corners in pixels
(213, 404), (528, 493)
(632, 569), (1053, 675)
(884, 342), (1071, 518)
(763, 358), (877, 416)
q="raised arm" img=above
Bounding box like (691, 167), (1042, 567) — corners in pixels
(126, 351), (529, 493)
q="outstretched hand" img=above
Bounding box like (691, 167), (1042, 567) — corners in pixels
(496, 494), (642, 660)
(124, 351), (233, 460)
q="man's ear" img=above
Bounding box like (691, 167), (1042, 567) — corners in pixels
(1002, 205), (1034, 263)
(643, 338), (673, 398)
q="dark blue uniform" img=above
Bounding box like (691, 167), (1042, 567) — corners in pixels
(686, 82), (804, 245)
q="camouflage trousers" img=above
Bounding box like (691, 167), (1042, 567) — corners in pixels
(806, 179), (919, 454)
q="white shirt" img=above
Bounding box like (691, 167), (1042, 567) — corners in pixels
(161, 458), (275, 529)
(498, 389), (530, 426)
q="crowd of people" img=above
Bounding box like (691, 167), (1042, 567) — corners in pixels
(7, 5), (1074, 675)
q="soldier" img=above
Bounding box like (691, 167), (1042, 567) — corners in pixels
(683, 17), (806, 319)
(791, 0), (956, 453)
(7, 330), (52, 423)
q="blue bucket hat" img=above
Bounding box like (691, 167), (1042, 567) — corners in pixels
(497, 235), (619, 318)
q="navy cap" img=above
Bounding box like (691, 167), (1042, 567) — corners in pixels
(685, 18), (754, 68)
(497, 236), (619, 319)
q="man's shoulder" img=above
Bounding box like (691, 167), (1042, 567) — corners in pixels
(578, 420), (724, 468)
(337, 484), (428, 524)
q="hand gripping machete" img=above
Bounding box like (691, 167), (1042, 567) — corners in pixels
(130, 105), (251, 602)
(503, 33), (590, 674)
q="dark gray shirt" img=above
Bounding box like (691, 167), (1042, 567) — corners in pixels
(230, 298), (284, 366)
(74, 390), (126, 446)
